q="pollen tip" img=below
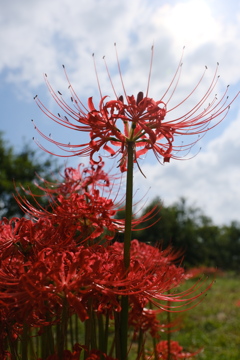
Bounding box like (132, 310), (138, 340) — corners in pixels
(183, 45), (185, 49)
(114, 42), (116, 46)
(103, 55), (105, 59)
(205, 65), (208, 69)
(33, 95), (38, 99)
(92, 53), (94, 57)
(217, 62), (219, 65)
(62, 64), (65, 68)
(45, 73), (47, 77)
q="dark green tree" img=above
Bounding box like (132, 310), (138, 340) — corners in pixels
(0, 132), (60, 218)
(136, 196), (240, 271)
(217, 221), (240, 271)
(136, 197), (216, 267)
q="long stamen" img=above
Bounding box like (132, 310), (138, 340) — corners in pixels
(114, 43), (128, 102)
(62, 65), (88, 113)
(160, 46), (185, 103)
(92, 53), (103, 99)
(146, 44), (154, 98)
(103, 55), (118, 99)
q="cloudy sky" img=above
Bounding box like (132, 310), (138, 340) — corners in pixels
(1, 0), (240, 225)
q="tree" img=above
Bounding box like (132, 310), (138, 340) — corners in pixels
(136, 197), (215, 268)
(135, 196), (240, 271)
(0, 132), (60, 218)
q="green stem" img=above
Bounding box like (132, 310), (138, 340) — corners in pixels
(58, 296), (69, 360)
(21, 322), (28, 360)
(120, 141), (134, 360)
(167, 293), (171, 360)
(104, 313), (109, 354)
(69, 315), (74, 349)
(148, 302), (158, 360)
(137, 329), (144, 360)
(114, 310), (121, 360)
(75, 313), (79, 344)
(123, 141), (134, 269)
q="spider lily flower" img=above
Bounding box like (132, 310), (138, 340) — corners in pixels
(0, 240), (209, 328)
(33, 46), (239, 171)
(12, 163), (158, 245)
(155, 340), (201, 359)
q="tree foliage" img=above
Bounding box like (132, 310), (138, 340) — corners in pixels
(1, 133), (240, 271)
(0, 132), (60, 218)
(136, 197), (240, 271)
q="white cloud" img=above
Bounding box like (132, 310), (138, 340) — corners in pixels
(1, 0), (240, 94)
(134, 109), (240, 225)
(152, 1), (220, 49)
(151, 0), (240, 85)
(0, 0), (239, 225)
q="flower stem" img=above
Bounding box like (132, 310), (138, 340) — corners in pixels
(21, 322), (28, 360)
(167, 293), (171, 360)
(124, 141), (134, 269)
(120, 141), (134, 360)
(58, 296), (69, 360)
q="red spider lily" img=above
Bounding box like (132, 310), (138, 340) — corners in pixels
(1, 351), (12, 360)
(44, 161), (113, 195)
(36, 343), (82, 360)
(128, 301), (183, 340)
(185, 266), (223, 279)
(0, 217), (39, 260)
(33, 45), (239, 171)
(0, 216), (78, 260)
(155, 340), (201, 359)
(38, 344), (117, 360)
(0, 240), (210, 329)
(13, 163), (159, 244)
(37, 345), (117, 360)
(128, 305), (162, 339)
(13, 163), (123, 243)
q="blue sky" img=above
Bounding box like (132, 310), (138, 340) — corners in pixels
(1, 0), (240, 225)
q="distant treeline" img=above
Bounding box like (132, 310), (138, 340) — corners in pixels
(116, 197), (240, 272)
(1, 132), (240, 272)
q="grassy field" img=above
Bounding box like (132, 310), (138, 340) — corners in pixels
(6, 273), (239, 359)
(165, 273), (240, 360)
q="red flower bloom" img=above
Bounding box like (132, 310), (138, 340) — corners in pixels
(33, 46), (239, 171)
(14, 162), (123, 243)
(155, 340), (201, 359)
(14, 163), (158, 245)
(37, 343), (82, 360)
(0, 240), (209, 328)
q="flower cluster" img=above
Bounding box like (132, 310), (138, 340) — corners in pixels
(33, 46), (238, 171)
(0, 161), (204, 359)
(3, 46), (236, 359)
(155, 340), (201, 359)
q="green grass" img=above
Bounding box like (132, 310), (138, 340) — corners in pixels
(8, 273), (240, 359)
(167, 273), (240, 360)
